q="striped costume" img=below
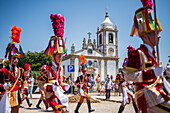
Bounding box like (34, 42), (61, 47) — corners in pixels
(0, 65), (24, 113)
(38, 61), (69, 113)
(117, 72), (138, 113)
(124, 44), (170, 113)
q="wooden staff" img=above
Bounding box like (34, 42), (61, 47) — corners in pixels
(153, 0), (160, 66)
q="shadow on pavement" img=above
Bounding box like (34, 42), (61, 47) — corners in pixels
(24, 108), (53, 112)
(41, 110), (54, 112)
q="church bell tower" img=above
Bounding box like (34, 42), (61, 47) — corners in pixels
(96, 12), (118, 57)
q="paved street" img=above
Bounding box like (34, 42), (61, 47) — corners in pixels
(19, 93), (135, 113)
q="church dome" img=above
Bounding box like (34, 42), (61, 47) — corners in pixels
(101, 12), (113, 29)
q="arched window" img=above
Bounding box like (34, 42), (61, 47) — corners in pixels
(99, 34), (102, 44)
(109, 33), (113, 43)
(88, 60), (93, 66)
(94, 60), (97, 67)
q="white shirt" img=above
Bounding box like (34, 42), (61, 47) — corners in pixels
(100, 85), (105, 91)
(29, 77), (34, 87)
(9, 65), (17, 77)
(128, 81), (133, 89)
(143, 43), (154, 58)
(106, 81), (112, 89)
(52, 61), (58, 69)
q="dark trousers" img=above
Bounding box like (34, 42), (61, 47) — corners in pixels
(106, 89), (111, 99)
(67, 86), (72, 94)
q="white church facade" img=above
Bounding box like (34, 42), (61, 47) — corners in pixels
(62, 12), (119, 81)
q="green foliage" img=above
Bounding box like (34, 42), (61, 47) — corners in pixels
(33, 84), (38, 93)
(3, 60), (10, 67)
(18, 50), (52, 71)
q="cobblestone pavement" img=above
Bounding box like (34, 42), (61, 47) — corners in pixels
(20, 98), (135, 113)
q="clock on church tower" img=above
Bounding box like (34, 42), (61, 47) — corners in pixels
(96, 12), (118, 57)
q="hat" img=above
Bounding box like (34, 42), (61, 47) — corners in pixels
(130, 0), (162, 37)
(5, 26), (24, 59)
(44, 14), (66, 55)
(24, 63), (30, 77)
(25, 63), (30, 71)
(79, 54), (87, 72)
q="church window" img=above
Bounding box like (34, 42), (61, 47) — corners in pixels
(88, 60), (92, 66)
(88, 49), (93, 54)
(99, 34), (102, 44)
(94, 60), (97, 67)
(109, 33), (113, 43)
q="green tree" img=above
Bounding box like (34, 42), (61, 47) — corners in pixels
(3, 60), (10, 67)
(18, 50), (52, 71)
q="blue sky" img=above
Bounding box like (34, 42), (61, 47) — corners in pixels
(0, 0), (170, 68)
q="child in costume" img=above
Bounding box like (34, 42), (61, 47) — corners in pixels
(38, 13), (69, 113)
(124, 0), (170, 113)
(74, 54), (95, 113)
(36, 58), (47, 109)
(0, 26), (25, 113)
(21, 63), (32, 107)
(117, 59), (138, 113)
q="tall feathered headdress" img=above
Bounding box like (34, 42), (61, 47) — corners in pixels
(79, 54), (87, 72)
(130, 0), (162, 37)
(5, 26), (24, 59)
(44, 14), (66, 55)
(25, 63), (30, 77)
(25, 63), (30, 71)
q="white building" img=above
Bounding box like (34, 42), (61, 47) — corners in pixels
(62, 12), (119, 81)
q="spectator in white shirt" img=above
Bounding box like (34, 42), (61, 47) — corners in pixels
(105, 78), (113, 99)
(99, 82), (105, 96)
(28, 74), (34, 98)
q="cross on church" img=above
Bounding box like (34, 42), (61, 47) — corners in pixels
(106, 6), (108, 12)
(87, 32), (92, 39)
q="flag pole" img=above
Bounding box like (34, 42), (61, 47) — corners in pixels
(153, 0), (160, 66)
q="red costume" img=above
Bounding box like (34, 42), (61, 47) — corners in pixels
(38, 61), (69, 113)
(75, 74), (89, 91)
(125, 0), (170, 112)
(0, 25), (25, 113)
(124, 45), (170, 113)
(21, 63), (32, 107)
(74, 54), (95, 113)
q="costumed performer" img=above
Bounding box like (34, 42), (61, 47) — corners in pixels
(39, 13), (69, 113)
(117, 59), (138, 113)
(36, 58), (47, 109)
(74, 54), (95, 113)
(0, 25), (25, 113)
(124, 0), (170, 112)
(21, 63), (32, 107)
